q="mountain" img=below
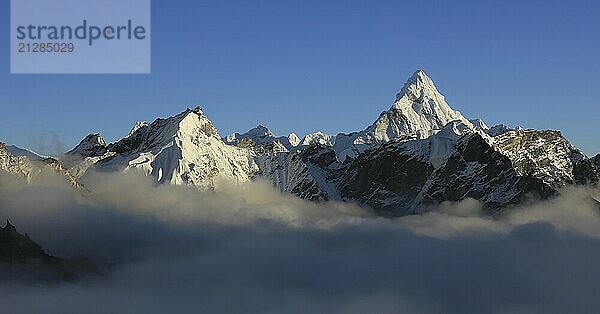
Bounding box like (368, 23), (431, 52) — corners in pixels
(0, 143), (35, 181)
(256, 124), (598, 217)
(128, 121), (150, 137)
(255, 143), (341, 201)
(66, 133), (108, 158)
(487, 124), (512, 136)
(225, 125), (275, 146)
(493, 130), (598, 187)
(224, 125), (300, 151)
(66, 107), (258, 189)
(0, 220), (98, 281)
(6, 145), (50, 161)
(224, 126), (334, 151)
(469, 119), (489, 131)
(0, 143), (86, 192)
(347, 128), (598, 216)
(57, 70), (600, 217)
(249, 72), (599, 215)
(594, 154), (600, 168)
(333, 70), (474, 160)
(61, 133), (114, 179)
(301, 132), (335, 147)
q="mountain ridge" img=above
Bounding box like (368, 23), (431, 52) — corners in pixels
(0, 220), (98, 282)
(4, 70), (597, 217)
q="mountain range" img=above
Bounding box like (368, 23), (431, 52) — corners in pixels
(1, 70), (598, 217)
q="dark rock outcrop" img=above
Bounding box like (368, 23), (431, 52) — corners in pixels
(0, 220), (98, 282)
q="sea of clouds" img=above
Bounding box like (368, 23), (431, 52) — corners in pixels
(1, 169), (599, 314)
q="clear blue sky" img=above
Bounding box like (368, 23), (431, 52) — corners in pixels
(1, 0), (599, 156)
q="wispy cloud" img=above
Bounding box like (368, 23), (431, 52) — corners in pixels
(24, 131), (66, 156)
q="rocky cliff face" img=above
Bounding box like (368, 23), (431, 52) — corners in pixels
(413, 131), (593, 214)
(494, 130), (599, 187)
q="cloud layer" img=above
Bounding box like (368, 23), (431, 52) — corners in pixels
(1, 170), (600, 314)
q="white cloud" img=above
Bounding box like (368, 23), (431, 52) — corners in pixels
(1, 171), (600, 313)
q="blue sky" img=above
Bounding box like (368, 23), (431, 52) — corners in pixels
(1, 0), (599, 156)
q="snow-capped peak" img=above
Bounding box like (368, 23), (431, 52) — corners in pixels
(114, 107), (221, 153)
(223, 125), (303, 151)
(252, 124), (274, 137)
(333, 70), (474, 160)
(389, 69), (473, 136)
(66, 133), (107, 157)
(301, 131), (335, 147)
(395, 69), (439, 103)
(179, 107), (222, 140)
(288, 133), (301, 147)
(128, 121), (149, 137)
(226, 124), (275, 144)
(246, 125), (274, 143)
(75, 107), (258, 189)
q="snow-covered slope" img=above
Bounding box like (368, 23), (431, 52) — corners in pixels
(300, 132), (335, 147)
(6, 145), (50, 161)
(0, 143), (36, 181)
(69, 107), (258, 189)
(405, 120), (476, 168)
(255, 145), (339, 201)
(0, 143), (86, 192)
(334, 70), (474, 160)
